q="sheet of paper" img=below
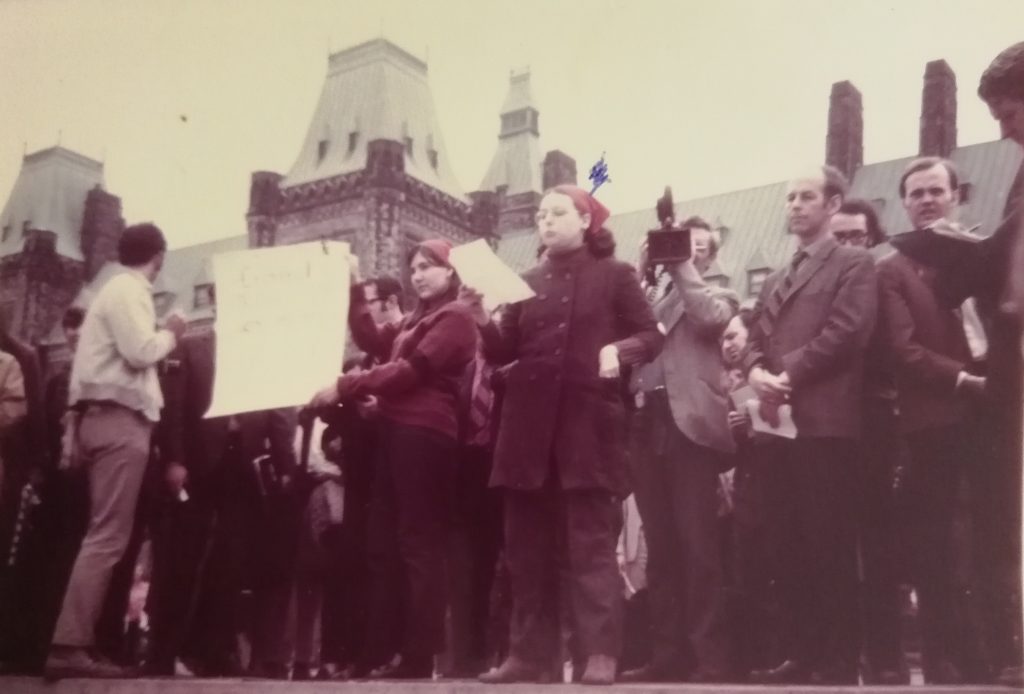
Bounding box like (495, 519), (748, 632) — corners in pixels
(729, 385), (756, 412)
(449, 239), (535, 311)
(745, 398), (798, 439)
(205, 241), (352, 418)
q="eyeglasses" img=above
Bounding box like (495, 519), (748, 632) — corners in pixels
(833, 230), (868, 244)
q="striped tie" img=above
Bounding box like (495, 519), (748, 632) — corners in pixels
(759, 250), (808, 333)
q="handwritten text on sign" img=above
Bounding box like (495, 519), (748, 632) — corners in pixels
(205, 241), (351, 418)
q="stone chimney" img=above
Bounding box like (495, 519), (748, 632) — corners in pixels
(919, 59), (957, 158)
(80, 186), (125, 282)
(542, 150), (577, 190)
(825, 81), (863, 182)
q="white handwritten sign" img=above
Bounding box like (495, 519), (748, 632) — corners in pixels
(205, 241), (352, 417)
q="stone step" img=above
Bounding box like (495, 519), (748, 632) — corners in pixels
(0, 676), (1019, 694)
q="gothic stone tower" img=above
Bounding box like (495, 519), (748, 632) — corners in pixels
(247, 39), (497, 281)
(0, 147), (124, 343)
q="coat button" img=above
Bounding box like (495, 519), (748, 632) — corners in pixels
(560, 296), (569, 304)
(539, 294), (548, 301)
(558, 322), (567, 329)
(564, 273), (571, 280)
(554, 348), (563, 356)
(545, 273), (553, 280)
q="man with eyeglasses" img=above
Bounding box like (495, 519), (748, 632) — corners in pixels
(829, 199), (887, 250)
(360, 277), (405, 329)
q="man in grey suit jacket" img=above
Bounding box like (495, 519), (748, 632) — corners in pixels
(743, 166), (878, 685)
(622, 217), (738, 683)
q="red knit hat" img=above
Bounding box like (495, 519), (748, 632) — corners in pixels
(416, 238), (453, 266)
(550, 185), (611, 236)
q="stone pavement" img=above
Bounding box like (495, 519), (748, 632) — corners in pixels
(0, 677), (1020, 694)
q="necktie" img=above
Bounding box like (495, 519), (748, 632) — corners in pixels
(759, 250), (808, 333)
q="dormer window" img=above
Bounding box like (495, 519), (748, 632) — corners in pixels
(747, 268), (770, 298)
(1, 224), (9, 243)
(705, 273), (730, 288)
(21, 220), (31, 237)
(317, 139), (329, 164)
(958, 182), (973, 204)
(404, 136), (413, 157)
(428, 149), (438, 169)
(193, 283), (214, 309)
(348, 131), (359, 155)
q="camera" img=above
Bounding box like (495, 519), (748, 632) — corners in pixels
(645, 187), (691, 284)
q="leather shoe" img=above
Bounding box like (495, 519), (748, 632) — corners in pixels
(368, 660), (432, 679)
(44, 647), (130, 680)
(581, 655), (616, 685)
(479, 656), (543, 684)
(619, 662), (678, 682)
(749, 659), (811, 684)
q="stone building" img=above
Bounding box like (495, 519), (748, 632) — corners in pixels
(0, 41), (1020, 369)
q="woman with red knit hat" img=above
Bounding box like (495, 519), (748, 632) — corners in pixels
(464, 185), (664, 685)
(310, 238), (478, 679)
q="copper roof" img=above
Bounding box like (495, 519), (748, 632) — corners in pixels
(282, 38), (465, 200)
(0, 146), (105, 261)
(495, 139), (1023, 299)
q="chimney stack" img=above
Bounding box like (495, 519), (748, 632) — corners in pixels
(542, 150), (577, 190)
(919, 59), (957, 158)
(825, 81), (864, 182)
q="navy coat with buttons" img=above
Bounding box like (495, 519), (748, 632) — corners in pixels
(481, 245), (664, 496)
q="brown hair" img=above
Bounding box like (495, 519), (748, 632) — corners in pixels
(898, 157), (959, 198)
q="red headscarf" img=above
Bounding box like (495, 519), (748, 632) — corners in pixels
(416, 238), (453, 266)
(549, 185), (610, 237)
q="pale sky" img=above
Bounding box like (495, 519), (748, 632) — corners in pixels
(0, 0), (1020, 249)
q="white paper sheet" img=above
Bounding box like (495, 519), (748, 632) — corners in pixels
(448, 239), (535, 311)
(745, 398), (798, 439)
(205, 241), (352, 418)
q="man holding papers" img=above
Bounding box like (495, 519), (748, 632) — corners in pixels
(743, 167), (877, 685)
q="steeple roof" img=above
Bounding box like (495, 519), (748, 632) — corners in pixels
(479, 69), (543, 196)
(282, 38), (465, 200)
(0, 146), (104, 261)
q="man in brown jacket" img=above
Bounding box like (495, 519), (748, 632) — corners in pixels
(744, 166), (877, 685)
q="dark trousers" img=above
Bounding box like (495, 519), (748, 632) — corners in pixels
(361, 421), (457, 673)
(148, 443), (249, 673)
(630, 395), (728, 675)
(905, 423), (989, 680)
(761, 436), (859, 674)
(859, 398), (906, 675)
(969, 402), (1023, 672)
(504, 481), (623, 668)
(731, 441), (781, 675)
(447, 444), (503, 673)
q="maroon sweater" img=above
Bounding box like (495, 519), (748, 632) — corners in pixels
(337, 297), (478, 440)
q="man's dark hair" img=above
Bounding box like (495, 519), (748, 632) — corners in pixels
(61, 306), (86, 330)
(979, 41), (1024, 104)
(821, 164), (849, 203)
(678, 215), (711, 232)
(365, 276), (404, 311)
(118, 223), (167, 267)
(898, 157), (959, 198)
(838, 198), (888, 247)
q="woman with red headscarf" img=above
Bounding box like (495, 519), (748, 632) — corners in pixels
(310, 239), (478, 679)
(463, 185), (663, 685)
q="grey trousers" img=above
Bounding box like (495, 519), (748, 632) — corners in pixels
(52, 404), (152, 648)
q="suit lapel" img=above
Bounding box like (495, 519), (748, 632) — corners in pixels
(654, 287), (686, 334)
(779, 238), (838, 309)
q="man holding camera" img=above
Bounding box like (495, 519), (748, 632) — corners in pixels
(623, 216), (738, 683)
(744, 166), (877, 685)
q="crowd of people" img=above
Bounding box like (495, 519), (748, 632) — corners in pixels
(0, 40), (1021, 687)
